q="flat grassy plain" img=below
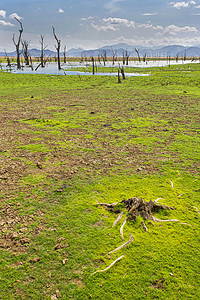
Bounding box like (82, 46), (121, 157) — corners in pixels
(0, 64), (199, 299)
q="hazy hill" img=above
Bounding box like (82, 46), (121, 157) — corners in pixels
(1, 44), (200, 58)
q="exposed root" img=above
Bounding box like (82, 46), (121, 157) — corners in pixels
(170, 180), (174, 189)
(112, 212), (124, 227)
(120, 218), (127, 241)
(154, 198), (164, 203)
(95, 202), (120, 207)
(141, 221), (148, 232)
(90, 255), (125, 276)
(193, 206), (200, 215)
(107, 234), (133, 255)
(95, 201), (121, 213)
(151, 216), (179, 222)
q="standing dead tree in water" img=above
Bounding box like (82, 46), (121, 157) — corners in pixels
(4, 50), (11, 67)
(40, 35), (47, 68)
(125, 50), (130, 65)
(63, 46), (67, 63)
(111, 47), (117, 65)
(122, 51), (126, 65)
(135, 48), (141, 63)
(12, 17), (23, 69)
(91, 56), (95, 75)
(22, 40), (30, 65)
(102, 50), (107, 66)
(52, 26), (61, 70)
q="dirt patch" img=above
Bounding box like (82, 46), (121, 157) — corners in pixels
(0, 204), (45, 253)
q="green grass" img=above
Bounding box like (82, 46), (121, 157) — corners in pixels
(0, 63), (199, 299)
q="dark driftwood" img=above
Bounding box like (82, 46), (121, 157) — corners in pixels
(122, 197), (176, 222)
(96, 197), (177, 224)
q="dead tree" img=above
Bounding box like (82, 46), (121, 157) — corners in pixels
(118, 69), (121, 83)
(12, 17), (23, 69)
(175, 54), (179, 63)
(111, 47), (117, 65)
(120, 67), (125, 79)
(91, 57), (95, 75)
(4, 50), (11, 67)
(125, 50), (130, 65)
(183, 51), (186, 61)
(122, 51), (126, 65)
(143, 53), (147, 63)
(40, 35), (47, 68)
(135, 48), (141, 63)
(52, 26), (61, 70)
(63, 46), (67, 63)
(22, 40), (30, 65)
(102, 50), (107, 66)
(98, 53), (101, 63)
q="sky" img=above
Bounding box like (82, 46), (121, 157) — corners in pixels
(1, 0), (200, 51)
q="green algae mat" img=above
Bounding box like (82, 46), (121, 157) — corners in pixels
(0, 64), (199, 299)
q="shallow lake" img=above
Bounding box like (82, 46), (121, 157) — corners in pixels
(0, 59), (197, 76)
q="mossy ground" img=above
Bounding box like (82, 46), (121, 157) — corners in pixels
(0, 64), (199, 299)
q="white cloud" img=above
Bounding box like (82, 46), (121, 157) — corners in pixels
(142, 13), (157, 16)
(9, 13), (23, 20)
(137, 22), (163, 31)
(0, 10), (6, 18)
(102, 17), (135, 28)
(170, 1), (196, 9)
(165, 24), (198, 34)
(0, 20), (14, 27)
(91, 23), (118, 31)
(58, 8), (64, 13)
(81, 16), (94, 21)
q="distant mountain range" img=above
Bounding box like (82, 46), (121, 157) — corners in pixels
(1, 44), (200, 58)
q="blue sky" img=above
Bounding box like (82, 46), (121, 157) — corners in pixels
(1, 0), (200, 51)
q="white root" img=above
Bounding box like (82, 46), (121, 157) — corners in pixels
(193, 206), (200, 215)
(120, 218), (127, 241)
(112, 212), (124, 227)
(170, 180), (174, 189)
(107, 233), (134, 255)
(141, 221), (148, 232)
(90, 255), (125, 276)
(154, 198), (164, 203)
(151, 216), (179, 222)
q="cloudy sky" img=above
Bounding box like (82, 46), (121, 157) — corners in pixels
(1, 0), (200, 51)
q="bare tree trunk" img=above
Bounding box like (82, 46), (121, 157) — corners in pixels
(102, 50), (107, 66)
(12, 17), (23, 69)
(121, 67), (125, 79)
(125, 50), (130, 65)
(143, 53), (146, 63)
(5, 50), (11, 67)
(135, 48), (141, 63)
(52, 26), (61, 70)
(118, 69), (121, 83)
(22, 40), (30, 65)
(91, 57), (95, 75)
(63, 46), (67, 63)
(122, 51), (125, 65)
(40, 35), (47, 68)
(111, 47), (117, 65)
(98, 54), (101, 63)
